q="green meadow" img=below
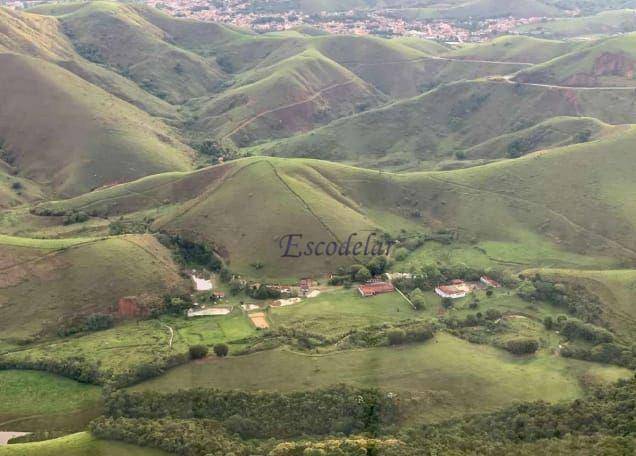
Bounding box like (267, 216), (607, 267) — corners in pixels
(132, 333), (630, 423)
(0, 432), (168, 456)
(0, 371), (101, 431)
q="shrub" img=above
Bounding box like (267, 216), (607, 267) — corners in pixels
(387, 329), (406, 345)
(505, 338), (539, 355)
(213, 343), (229, 357)
(354, 266), (371, 283)
(189, 345), (209, 360)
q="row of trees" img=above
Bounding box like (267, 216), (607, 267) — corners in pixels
(103, 385), (401, 439)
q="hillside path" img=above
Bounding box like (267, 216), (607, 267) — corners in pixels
(222, 80), (359, 140)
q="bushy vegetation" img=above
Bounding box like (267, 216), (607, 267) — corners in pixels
(103, 385), (401, 439)
(505, 337), (540, 355)
(157, 234), (222, 272)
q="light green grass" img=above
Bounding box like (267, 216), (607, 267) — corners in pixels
(132, 333), (631, 423)
(271, 289), (417, 336)
(2, 312), (256, 378)
(0, 235), (100, 249)
(0, 370), (101, 425)
(0, 432), (168, 456)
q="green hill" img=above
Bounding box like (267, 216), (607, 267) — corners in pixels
(390, 0), (563, 20)
(34, 132), (636, 278)
(253, 79), (636, 168)
(465, 116), (620, 159)
(53, 1), (227, 104)
(523, 268), (636, 342)
(514, 32), (636, 87)
(516, 9), (636, 38)
(0, 234), (187, 341)
(446, 35), (576, 64)
(192, 48), (386, 146)
(1, 7), (177, 118)
(0, 52), (192, 197)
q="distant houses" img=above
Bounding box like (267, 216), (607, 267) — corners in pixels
(435, 276), (502, 299)
(358, 281), (395, 297)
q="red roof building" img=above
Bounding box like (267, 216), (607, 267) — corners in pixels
(480, 276), (501, 288)
(358, 281), (395, 297)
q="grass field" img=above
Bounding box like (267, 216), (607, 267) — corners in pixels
(271, 288), (417, 336)
(0, 432), (168, 456)
(0, 371), (101, 431)
(132, 332), (630, 423)
(1, 310), (256, 378)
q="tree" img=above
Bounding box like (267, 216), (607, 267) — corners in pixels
(409, 288), (426, 310)
(543, 316), (554, 330)
(355, 266), (371, 283)
(368, 256), (389, 275)
(189, 345), (209, 359)
(441, 297), (453, 309)
(213, 343), (229, 357)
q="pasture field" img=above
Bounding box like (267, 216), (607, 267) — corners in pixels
(0, 432), (168, 456)
(0, 371), (101, 431)
(132, 333), (631, 423)
(397, 238), (620, 272)
(1, 311), (256, 378)
(270, 288), (417, 335)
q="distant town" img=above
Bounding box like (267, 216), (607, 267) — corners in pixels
(6, 0), (553, 42)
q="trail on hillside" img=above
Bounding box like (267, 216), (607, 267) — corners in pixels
(427, 175), (636, 258)
(337, 56), (534, 66)
(497, 76), (636, 90)
(222, 80), (359, 140)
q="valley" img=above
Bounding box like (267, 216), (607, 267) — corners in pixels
(1, 1), (636, 455)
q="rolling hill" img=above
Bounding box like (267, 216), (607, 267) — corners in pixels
(0, 52), (192, 197)
(33, 125), (636, 277)
(252, 78), (636, 168)
(0, 234), (187, 341)
(445, 35), (576, 64)
(514, 32), (636, 87)
(191, 48), (386, 145)
(388, 0), (563, 20)
(516, 9), (636, 38)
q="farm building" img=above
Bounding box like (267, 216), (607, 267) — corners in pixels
(435, 279), (471, 299)
(480, 276), (501, 288)
(358, 281), (395, 297)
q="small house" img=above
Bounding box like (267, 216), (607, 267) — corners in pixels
(358, 281), (395, 297)
(480, 276), (501, 288)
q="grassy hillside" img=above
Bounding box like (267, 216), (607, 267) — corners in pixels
(132, 332), (630, 423)
(32, 138), (636, 278)
(465, 116), (620, 159)
(253, 79), (636, 168)
(0, 234), (186, 340)
(0, 370), (101, 432)
(446, 35), (576, 64)
(516, 9), (636, 38)
(514, 32), (636, 87)
(391, 0), (562, 20)
(312, 35), (527, 98)
(1, 7), (177, 118)
(0, 53), (192, 197)
(54, 1), (227, 104)
(192, 48), (386, 146)
(525, 268), (636, 342)
(0, 432), (168, 455)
